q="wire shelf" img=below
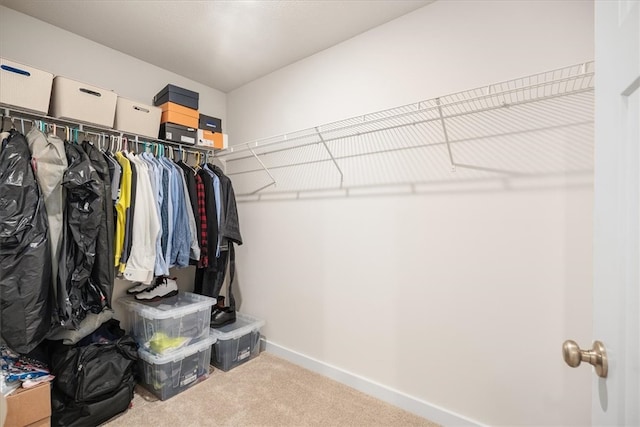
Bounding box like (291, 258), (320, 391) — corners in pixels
(220, 62), (595, 199)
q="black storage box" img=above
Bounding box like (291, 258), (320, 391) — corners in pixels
(153, 84), (199, 110)
(198, 113), (222, 133)
(159, 123), (197, 145)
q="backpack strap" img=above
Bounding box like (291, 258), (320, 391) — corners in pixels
(227, 243), (236, 309)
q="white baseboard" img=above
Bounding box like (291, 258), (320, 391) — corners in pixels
(262, 339), (484, 427)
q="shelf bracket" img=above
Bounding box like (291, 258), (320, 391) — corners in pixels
(436, 98), (456, 172)
(248, 145), (276, 194)
(315, 127), (344, 187)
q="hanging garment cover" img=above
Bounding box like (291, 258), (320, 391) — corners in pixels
(26, 128), (68, 298)
(82, 141), (115, 306)
(0, 130), (53, 353)
(58, 143), (106, 328)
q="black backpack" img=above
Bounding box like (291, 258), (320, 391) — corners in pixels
(50, 333), (138, 426)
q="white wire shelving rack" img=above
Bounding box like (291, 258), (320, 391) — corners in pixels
(217, 62), (595, 200)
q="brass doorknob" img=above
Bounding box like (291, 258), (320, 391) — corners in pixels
(562, 340), (608, 378)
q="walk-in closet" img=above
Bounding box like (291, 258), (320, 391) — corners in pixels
(0, 1), (638, 426)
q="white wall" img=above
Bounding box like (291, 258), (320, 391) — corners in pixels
(227, 1), (594, 425)
(0, 5), (217, 323)
(0, 5), (225, 119)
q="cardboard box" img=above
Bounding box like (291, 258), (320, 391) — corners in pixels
(197, 129), (227, 150)
(159, 102), (199, 128)
(198, 113), (222, 133)
(160, 123), (197, 145)
(153, 84), (199, 110)
(5, 383), (51, 427)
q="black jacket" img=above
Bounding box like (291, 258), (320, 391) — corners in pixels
(82, 141), (114, 307)
(0, 130), (53, 353)
(209, 164), (242, 246)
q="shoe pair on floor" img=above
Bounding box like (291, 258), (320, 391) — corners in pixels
(127, 277), (179, 301)
(211, 296), (236, 328)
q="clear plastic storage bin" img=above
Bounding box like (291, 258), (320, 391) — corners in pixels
(138, 331), (216, 400)
(120, 292), (215, 354)
(210, 313), (265, 371)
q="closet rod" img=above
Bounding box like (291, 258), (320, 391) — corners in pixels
(0, 107), (219, 156)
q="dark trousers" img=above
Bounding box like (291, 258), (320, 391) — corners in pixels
(194, 250), (229, 300)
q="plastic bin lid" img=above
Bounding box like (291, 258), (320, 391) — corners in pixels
(120, 292), (215, 319)
(209, 312), (265, 341)
(137, 330), (217, 365)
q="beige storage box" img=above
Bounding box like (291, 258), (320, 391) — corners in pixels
(0, 58), (53, 114)
(49, 76), (117, 128)
(115, 97), (162, 138)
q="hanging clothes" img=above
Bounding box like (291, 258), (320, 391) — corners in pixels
(120, 156), (138, 271)
(194, 164), (242, 306)
(195, 173), (209, 269)
(158, 156), (174, 271)
(122, 152), (160, 284)
(139, 152), (168, 277)
(0, 130), (53, 353)
(26, 128), (67, 299)
(58, 143), (106, 328)
(176, 160), (201, 263)
(209, 164), (242, 247)
(175, 163), (200, 262)
(114, 152), (132, 268)
(82, 141), (115, 306)
(160, 156), (190, 268)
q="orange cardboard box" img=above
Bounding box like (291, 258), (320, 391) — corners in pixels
(159, 102), (198, 128)
(197, 129), (227, 149)
(5, 383), (51, 427)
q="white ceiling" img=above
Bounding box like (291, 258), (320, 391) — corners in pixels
(1, 0), (432, 93)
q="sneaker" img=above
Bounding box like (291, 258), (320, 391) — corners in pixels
(210, 307), (236, 328)
(211, 296), (225, 318)
(135, 277), (178, 301)
(126, 282), (150, 295)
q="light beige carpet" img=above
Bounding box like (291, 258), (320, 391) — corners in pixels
(104, 352), (439, 427)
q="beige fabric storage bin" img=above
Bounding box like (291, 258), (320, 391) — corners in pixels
(50, 76), (117, 128)
(115, 97), (161, 138)
(0, 58), (53, 114)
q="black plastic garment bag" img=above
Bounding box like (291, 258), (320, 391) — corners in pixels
(57, 143), (106, 329)
(0, 130), (53, 353)
(82, 141), (114, 309)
